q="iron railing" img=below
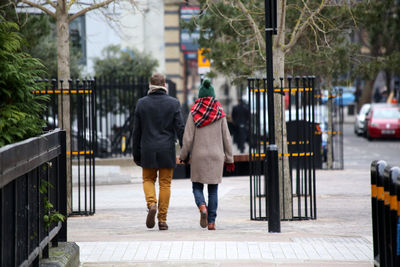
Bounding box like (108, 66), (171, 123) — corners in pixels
(36, 79), (96, 215)
(247, 76), (317, 221)
(95, 76), (147, 158)
(0, 129), (67, 266)
(95, 77), (177, 157)
(37, 77), (177, 215)
(41, 76), (177, 159)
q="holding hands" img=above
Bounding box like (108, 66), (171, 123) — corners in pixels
(179, 157), (189, 165)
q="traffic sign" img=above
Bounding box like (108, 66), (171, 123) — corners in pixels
(198, 48), (210, 74)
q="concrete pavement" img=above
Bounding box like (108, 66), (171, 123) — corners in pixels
(67, 114), (380, 266)
(68, 165), (374, 266)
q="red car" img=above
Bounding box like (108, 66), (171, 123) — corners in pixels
(365, 105), (400, 140)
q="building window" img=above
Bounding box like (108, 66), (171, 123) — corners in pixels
(70, 15), (87, 65)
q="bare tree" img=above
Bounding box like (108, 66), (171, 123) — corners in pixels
(16, 0), (134, 213)
(197, 0), (345, 219)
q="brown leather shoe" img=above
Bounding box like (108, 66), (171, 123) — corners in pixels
(158, 221), (168, 230)
(208, 222), (216, 230)
(146, 205), (157, 229)
(199, 204), (208, 228)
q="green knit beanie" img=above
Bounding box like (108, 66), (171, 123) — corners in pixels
(198, 79), (216, 98)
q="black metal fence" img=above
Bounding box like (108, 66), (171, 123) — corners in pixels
(247, 76), (317, 221)
(36, 79), (96, 215)
(0, 130), (67, 266)
(95, 77), (177, 158)
(95, 76), (147, 158)
(38, 77), (176, 215)
(370, 160), (400, 267)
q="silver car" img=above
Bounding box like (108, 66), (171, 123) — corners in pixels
(354, 103), (371, 135)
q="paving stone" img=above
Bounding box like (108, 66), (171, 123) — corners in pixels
(70, 123), (379, 266)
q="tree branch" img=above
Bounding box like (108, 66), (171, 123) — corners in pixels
(207, 1), (244, 24)
(19, 0), (56, 18)
(67, 0), (76, 11)
(46, 0), (56, 8)
(274, 0), (287, 48)
(69, 0), (115, 22)
(285, 3), (306, 53)
(284, 0), (327, 54)
(236, 0), (265, 52)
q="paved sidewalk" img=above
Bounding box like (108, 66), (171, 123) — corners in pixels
(77, 238), (371, 264)
(68, 166), (373, 266)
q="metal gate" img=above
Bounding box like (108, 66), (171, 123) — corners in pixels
(37, 77), (167, 215)
(36, 79), (96, 215)
(248, 76), (317, 221)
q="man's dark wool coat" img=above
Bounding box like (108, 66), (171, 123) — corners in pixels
(132, 90), (184, 169)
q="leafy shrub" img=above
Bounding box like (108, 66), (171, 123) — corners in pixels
(0, 16), (48, 147)
(94, 45), (158, 79)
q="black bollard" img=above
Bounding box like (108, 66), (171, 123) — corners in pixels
(372, 160), (387, 266)
(384, 165), (393, 265)
(371, 160), (381, 263)
(390, 167), (400, 267)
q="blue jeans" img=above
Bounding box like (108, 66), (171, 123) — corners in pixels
(192, 182), (218, 223)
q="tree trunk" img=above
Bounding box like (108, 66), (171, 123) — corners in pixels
(56, 7), (72, 214)
(272, 0), (292, 220)
(359, 79), (375, 107)
(385, 70), (392, 99)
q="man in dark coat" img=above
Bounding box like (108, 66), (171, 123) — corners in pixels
(132, 73), (184, 230)
(231, 99), (250, 153)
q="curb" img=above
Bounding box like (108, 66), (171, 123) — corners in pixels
(40, 242), (80, 267)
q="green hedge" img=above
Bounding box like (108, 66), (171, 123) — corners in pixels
(0, 16), (48, 147)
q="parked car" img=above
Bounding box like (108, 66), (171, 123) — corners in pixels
(321, 86), (356, 107)
(44, 116), (111, 156)
(71, 127), (111, 157)
(354, 103), (371, 136)
(365, 105), (400, 140)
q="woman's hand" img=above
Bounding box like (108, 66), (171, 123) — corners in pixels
(224, 162), (235, 172)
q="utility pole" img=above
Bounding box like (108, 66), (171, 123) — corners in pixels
(264, 0), (280, 233)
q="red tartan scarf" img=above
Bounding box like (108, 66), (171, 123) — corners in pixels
(190, 97), (226, 128)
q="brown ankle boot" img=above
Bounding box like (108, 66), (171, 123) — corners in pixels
(208, 222), (216, 230)
(146, 205), (157, 229)
(199, 204), (208, 228)
(158, 221), (168, 230)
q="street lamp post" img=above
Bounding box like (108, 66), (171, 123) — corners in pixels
(264, 0), (280, 233)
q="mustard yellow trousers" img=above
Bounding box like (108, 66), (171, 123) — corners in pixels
(142, 168), (173, 222)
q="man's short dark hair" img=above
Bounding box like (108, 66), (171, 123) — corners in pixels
(150, 73), (166, 86)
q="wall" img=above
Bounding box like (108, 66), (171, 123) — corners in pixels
(83, 1), (165, 75)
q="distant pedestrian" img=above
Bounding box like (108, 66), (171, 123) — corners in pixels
(231, 99), (250, 153)
(179, 79), (234, 230)
(132, 73), (185, 231)
(373, 88), (382, 103)
(354, 86), (361, 107)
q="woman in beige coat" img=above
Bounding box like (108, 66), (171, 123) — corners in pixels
(180, 79), (234, 230)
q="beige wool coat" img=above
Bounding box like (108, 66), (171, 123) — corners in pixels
(180, 113), (234, 184)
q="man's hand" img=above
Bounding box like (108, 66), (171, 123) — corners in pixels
(179, 158), (188, 165)
(134, 156), (141, 167)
